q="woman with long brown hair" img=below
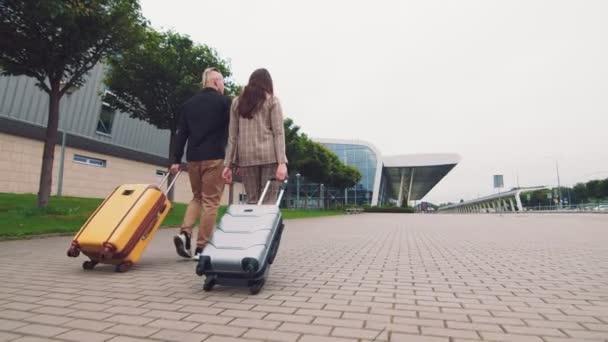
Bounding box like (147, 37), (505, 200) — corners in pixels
(222, 68), (288, 204)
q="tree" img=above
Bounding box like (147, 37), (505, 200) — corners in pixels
(531, 189), (552, 207)
(283, 118), (306, 173)
(103, 29), (234, 199)
(600, 178), (608, 199)
(299, 143), (333, 184)
(572, 183), (588, 203)
(332, 164), (361, 189)
(586, 180), (602, 199)
(0, 0), (146, 207)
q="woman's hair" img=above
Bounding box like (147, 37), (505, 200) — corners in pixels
(236, 68), (274, 119)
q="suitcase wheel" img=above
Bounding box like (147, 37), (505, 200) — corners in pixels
(114, 262), (132, 273)
(203, 278), (216, 292)
(82, 260), (97, 270)
(249, 278), (265, 295)
(241, 258), (259, 276)
(67, 246), (80, 258)
(196, 256), (211, 276)
(195, 263), (204, 276)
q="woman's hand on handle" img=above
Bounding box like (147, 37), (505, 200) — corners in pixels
(276, 163), (288, 181)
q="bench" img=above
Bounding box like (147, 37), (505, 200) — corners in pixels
(346, 207), (364, 215)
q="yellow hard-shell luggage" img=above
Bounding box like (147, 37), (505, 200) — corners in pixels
(67, 172), (181, 272)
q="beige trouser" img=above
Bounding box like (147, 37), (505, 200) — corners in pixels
(240, 163), (279, 204)
(180, 159), (225, 248)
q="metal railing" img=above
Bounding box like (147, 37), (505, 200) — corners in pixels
(522, 203), (608, 213)
(439, 202), (608, 214)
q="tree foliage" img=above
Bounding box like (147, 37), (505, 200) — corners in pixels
(283, 118), (361, 189)
(104, 29), (234, 135)
(520, 177), (608, 207)
(571, 178), (608, 202)
(0, 0), (146, 207)
(572, 183), (588, 201)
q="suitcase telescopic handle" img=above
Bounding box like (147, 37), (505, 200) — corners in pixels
(257, 178), (289, 206)
(159, 170), (182, 196)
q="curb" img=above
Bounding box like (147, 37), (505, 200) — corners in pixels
(0, 225), (181, 242)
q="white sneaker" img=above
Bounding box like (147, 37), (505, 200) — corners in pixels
(192, 247), (203, 261)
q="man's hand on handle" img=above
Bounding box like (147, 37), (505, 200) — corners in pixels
(222, 167), (233, 184)
(169, 164), (181, 174)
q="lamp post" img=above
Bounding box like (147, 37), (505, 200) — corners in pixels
(296, 173), (301, 209)
(56, 115), (67, 196)
(556, 161), (562, 208)
(320, 183), (325, 210)
(343, 151), (348, 205)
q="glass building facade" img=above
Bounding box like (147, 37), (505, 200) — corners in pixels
(280, 141), (381, 208)
(279, 140), (459, 208)
(322, 143), (378, 206)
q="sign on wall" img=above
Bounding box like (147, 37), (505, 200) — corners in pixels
(493, 175), (504, 189)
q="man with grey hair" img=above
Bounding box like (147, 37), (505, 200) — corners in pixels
(200, 67), (214, 87)
(169, 67), (232, 260)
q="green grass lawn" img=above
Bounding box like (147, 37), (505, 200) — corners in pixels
(280, 209), (343, 219)
(0, 193), (342, 238)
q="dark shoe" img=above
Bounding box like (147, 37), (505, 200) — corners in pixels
(192, 247), (204, 261)
(173, 232), (191, 258)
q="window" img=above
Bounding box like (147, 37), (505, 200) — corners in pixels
(73, 155), (106, 167)
(96, 103), (115, 135)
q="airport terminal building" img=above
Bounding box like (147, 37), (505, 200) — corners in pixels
(307, 139), (459, 207)
(0, 66), (459, 206)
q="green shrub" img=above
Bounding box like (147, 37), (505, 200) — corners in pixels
(363, 206), (415, 213)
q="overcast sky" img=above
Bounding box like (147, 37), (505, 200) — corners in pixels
(141, 0), (608, 204)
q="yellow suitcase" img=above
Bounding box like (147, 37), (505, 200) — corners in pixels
(67, 172), (181, 272)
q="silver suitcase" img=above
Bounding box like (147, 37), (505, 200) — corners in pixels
(195, 179), (287, 294)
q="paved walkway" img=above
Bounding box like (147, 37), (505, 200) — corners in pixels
(0, 213), (607, 342)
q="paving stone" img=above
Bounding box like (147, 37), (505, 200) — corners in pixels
(0, 215), (606, 342)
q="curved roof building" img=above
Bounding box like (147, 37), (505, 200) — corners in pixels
(315, 139), (460, 206)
